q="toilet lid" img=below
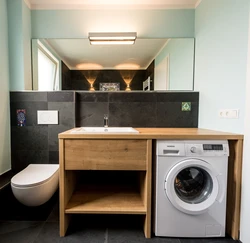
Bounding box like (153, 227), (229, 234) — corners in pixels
(11, 164), (59, 188)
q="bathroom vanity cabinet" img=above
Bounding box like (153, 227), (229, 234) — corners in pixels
(59, 138), (152, 238)
(59, 128), (243, 240)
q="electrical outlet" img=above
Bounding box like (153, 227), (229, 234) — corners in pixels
(219, 109), (239, 119)
(37, 110), (58, 124)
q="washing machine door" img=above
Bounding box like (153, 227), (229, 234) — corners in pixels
(165, 158), (223, 215)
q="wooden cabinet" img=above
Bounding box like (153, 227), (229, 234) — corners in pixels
(59, 128), (244, 240)
(59, 139), (152, 238)
(64, 139), (147, 170)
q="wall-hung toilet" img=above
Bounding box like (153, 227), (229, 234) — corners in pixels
(11, 164), (59, 206)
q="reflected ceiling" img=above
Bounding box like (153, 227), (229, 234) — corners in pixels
(44, 38), (169, 70)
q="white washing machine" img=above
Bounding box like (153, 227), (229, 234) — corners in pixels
(154, 140), (229, 238)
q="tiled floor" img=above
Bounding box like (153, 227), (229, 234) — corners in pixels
(0, 186), (241, 243)
(0, 203), (241, 243)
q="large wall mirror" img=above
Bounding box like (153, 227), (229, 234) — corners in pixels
(32, 38), (195, 91)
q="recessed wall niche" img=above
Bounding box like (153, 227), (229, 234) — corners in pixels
(61, 61), (154, 91)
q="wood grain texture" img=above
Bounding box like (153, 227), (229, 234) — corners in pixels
(64, 139), (147, 170)
(65, 185), (146, 214)
(226, 139), (243, 240)
(60, 139), (76, 237)
(144, 139), (152, 238)
(59, 138), (67, 237)
(59, 128), (243, 140)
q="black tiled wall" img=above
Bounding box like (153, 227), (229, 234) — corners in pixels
(63, 69), (149, 91)
(10, 91), (198, 172)
(76, 92), (199, 127)
(10, 92), (75, 172)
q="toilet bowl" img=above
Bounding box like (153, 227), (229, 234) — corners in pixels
(11, 164), (59, 206)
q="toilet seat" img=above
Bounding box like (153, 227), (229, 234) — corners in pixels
(11, 164), (59, 188)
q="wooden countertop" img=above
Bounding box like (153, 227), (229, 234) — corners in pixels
(59, 128), (243, 140)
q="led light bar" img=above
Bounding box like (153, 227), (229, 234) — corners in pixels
(88, 32), (137, 45)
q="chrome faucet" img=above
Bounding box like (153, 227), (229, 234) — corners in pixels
(104, 114), (109, 127)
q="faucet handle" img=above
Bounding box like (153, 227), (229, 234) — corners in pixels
(104, 114), (108, 127)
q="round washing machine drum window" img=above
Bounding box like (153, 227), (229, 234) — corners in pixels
(165, 159), (223, 215)
(174, 167), (213, 204)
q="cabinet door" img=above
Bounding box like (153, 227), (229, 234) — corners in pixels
(64, 139), (148, 170)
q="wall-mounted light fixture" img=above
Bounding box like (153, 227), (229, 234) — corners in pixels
(88, 32), (137, 45)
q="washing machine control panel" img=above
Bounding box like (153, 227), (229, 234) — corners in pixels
(157, 140), (229, 156)
(185, 142), (229, 156)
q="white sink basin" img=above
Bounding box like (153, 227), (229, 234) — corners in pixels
(71, 127), (139, 134)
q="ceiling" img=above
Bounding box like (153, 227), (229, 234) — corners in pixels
(25, 0), (201, 9)
(43, 38), (169, 70)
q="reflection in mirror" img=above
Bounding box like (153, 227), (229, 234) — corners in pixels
(32, 38), (194, 91)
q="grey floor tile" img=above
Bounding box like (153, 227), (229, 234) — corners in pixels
(108, 228), (147, 243)
(0, 221), (43, 243)
(108, 228), (181, 243)
(46, 202), (59, 222)
(148, 236), (181, 243)
(34, 222), (106, 243)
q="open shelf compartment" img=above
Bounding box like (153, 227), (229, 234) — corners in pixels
(65, 184), (146, 214)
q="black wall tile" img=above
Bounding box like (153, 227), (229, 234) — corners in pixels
(49, 151), (59, 164)
(76, 92), (109, 102)
(95, 70), (126, 90)
(48, 125), (72, 151)
(10, 102), (48, 126)
(126, 70), (147, 91)
(10, 92), (47, 102)
(156, 92), (199, 102)
(109, 102), (157, 127)
(156, 102), (198, 127)
(109, 92), (157, 102)
(64, 69), (149, 91)
(70, 70), (92, 90)
(11, 150), (49, 172)
(77, 102), (109, 127)
(11, 126), (48, 151)
(47, 91), (74, 102)
(47, 102), (75, 151)
(61, 61), (72, 90)
(48, 102), (75, 127)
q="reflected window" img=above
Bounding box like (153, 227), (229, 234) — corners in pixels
(36, 41), (59, 91)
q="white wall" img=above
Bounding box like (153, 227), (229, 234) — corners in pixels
(0, 0), (11, 175)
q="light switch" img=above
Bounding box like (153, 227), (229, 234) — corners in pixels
(37, 110), (58, 124)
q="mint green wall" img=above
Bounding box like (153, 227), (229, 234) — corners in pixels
(23, 1), (32, 89)
(0, 0), (11, 174)
(31, 9), (195, 38)
(7, 0), (31, 90)
(7, 0), (24, 90)
(155, 38), (194, 90)
(195, 0), (249, 133)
